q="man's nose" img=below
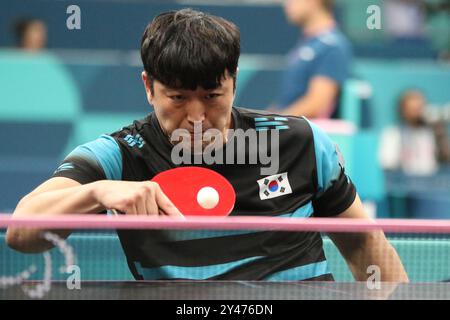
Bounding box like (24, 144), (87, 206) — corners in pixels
(186, 100), (206, 124)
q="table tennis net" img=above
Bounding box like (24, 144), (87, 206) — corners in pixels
(1, 215), (450, 300)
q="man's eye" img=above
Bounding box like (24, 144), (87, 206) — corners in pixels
(205, 93), (221, 100)
(169, 95), (184, 101)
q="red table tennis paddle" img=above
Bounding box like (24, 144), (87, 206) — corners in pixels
(151, 166), (236, 216)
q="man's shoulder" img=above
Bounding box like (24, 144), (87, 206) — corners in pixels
(317, 28), (350, 46)
(109, 114), (152, 138)
(310, 28), (352, 59)
(234, 107), (314, 142)
(96, 113), (158, 156)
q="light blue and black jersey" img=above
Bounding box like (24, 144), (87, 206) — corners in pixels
(52, 107), (356, 281)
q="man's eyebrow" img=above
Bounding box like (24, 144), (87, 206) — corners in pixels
(207, 84), (225, 91)
(162, 87), (182, 94)
(161, 84), (226, 93)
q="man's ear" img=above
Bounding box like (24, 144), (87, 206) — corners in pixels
(233, 67), (239, 94)
(141, 71), (154, 104)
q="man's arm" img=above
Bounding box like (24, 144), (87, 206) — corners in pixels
(281, 77), (338, 120)
(328, 194), (409, 282)
(6, 177), (183, 253)
(6, 177), (101, 253)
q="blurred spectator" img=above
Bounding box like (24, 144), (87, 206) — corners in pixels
(384, 0), (426, 40)
(274, 0), (352, 119)
(14, 18), (47, 51)
(424, 0), (450, 60)
(379, 90), (450, 176)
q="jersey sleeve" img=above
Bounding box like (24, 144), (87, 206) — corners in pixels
(307, 120), (356, 217)
(52, 135), (123, 185)
(313, 45), (350, 85)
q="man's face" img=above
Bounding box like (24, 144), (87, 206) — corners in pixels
(284, 0), (318, 26)
(23, 21), (47, 51)
(401, 92), (426, 125)
(142, 71), (235, 146)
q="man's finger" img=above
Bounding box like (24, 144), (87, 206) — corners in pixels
(135, 197), (147, 216)
(155, 188), (184, 218)
(145, 194), (160, 216)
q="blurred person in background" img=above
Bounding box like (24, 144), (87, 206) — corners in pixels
(384, 0), (450, 60)
(384, 0), (426, 40)
(379, 90), (450, 176)
(273, 0), (352, 119)
(14, 18), (47, 52)
(424, 0), (450, 60)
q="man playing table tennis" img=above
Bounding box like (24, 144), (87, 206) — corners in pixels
(7, 9), (408, 282)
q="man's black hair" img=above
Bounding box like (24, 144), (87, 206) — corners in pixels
(140, 8), (240, 92)
(13, 18), (40, 47)
(322, 0), (335, 12)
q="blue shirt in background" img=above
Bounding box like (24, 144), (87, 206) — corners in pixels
(277, 27), (353, 118)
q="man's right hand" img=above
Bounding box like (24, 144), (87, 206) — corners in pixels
(7, 178), (184, 253)
(93, 180), (184, 217)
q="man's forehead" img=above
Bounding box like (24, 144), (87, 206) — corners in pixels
(156, 78), (232, 92)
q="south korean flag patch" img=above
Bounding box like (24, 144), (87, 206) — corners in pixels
(257, 172), (293, 200)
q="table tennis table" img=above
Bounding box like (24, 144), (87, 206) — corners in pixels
(2, 281), (450, 300)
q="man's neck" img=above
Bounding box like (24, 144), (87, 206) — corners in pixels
(302, 11), (336, 37)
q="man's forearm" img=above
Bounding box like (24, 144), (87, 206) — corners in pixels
(14, 181), (103, 216)
(6, 181), (104, 253)
(281, 96), (322, 118)
(280, 77), (339, 117)
(375, 240), (409, 282)
(342, 231), (409, 282)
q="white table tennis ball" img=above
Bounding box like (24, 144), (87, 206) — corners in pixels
(197, 187), (219, 210)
